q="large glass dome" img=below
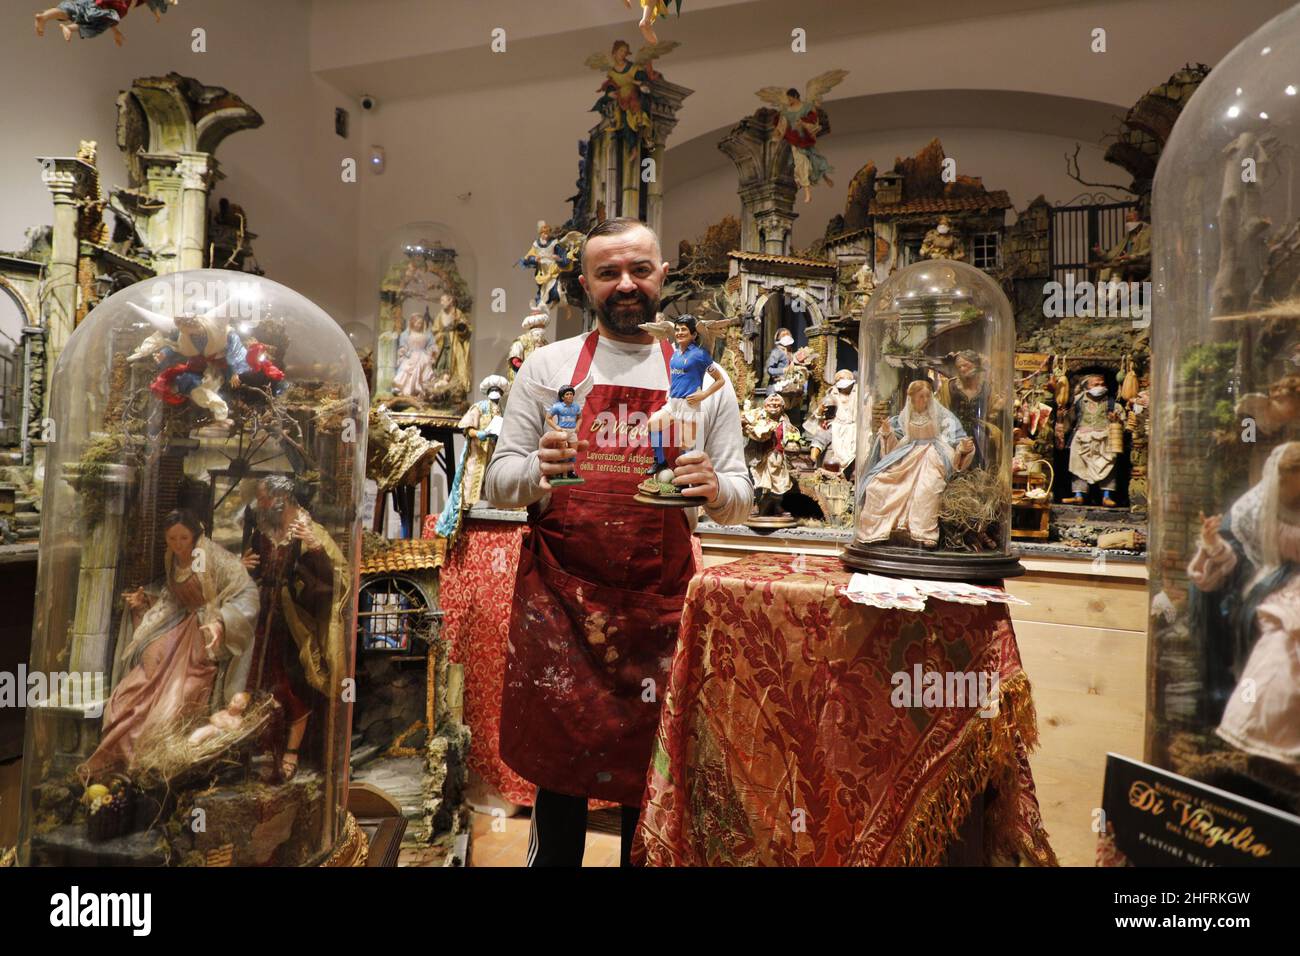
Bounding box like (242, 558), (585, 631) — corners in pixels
(842, 258), (1021, 580)
(1149, 5), (1300, 815)
(18, 270), (368, 865)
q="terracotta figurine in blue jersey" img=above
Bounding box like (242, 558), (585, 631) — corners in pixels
(545, 385), (586, 485)
(636, 315), (726, 504)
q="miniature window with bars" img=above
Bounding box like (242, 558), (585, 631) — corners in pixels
(970, 232), (1000, 270)
(358, 576), (430, 652)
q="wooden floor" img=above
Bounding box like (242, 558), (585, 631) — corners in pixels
(455, 810), (621, 868)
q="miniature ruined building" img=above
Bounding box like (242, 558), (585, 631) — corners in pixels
(716, 109), (844, 402)
(830, 139), (1012, 278)
(0, 73), (262, 466)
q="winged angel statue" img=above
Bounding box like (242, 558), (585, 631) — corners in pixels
(585, 39), (681, 147)
(756, 69), (849, 202)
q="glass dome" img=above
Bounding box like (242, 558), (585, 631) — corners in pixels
(1149, 5), (1300, 815)
(842, 258), (1021, 580)
(18, 270), (368, 866)
(374, 221), (475, 416)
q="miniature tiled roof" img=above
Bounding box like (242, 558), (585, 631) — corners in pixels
(869, 191), (1013, 216)
(824, 227), (873, 245)
(360, 537), (445, 576)
(727, 250), (837, 269)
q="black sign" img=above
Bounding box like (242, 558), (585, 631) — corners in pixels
(1102, 753), (1300, 866)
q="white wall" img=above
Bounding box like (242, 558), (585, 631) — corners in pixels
(0, 0), (360, 324)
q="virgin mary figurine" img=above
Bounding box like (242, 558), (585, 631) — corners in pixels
(79, 510), (259, 783)
(391, 309), (438, 398)
(1188, 441), (1300, 763)
(857, 378), (975, 547)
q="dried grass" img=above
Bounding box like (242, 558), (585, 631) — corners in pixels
(938, 466), (1008, 551)
(131, 693), (279, 790)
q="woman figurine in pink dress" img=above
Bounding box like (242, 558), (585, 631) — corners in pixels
(79, 510), (259, 783)
(857, 378), (975, 548)
(391, 310), (438, 398)
(1188, 441), (1300, 766)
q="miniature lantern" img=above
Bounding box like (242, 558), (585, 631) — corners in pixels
(18, 270), (368, 866)
(842, 259), (1021, 580)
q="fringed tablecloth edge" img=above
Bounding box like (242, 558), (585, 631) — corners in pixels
(884, 671), (1060, 867)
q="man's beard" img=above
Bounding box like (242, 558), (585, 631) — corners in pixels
(255, 499), (289, 535)
(596, 289), (658, 336)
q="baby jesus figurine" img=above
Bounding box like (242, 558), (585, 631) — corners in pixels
(187, 691), (251, 747)
(35, 0), (177, 46)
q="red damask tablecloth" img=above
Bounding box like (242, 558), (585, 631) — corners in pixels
(435, 517), (536, 806)
(638, 552), (1058, 867)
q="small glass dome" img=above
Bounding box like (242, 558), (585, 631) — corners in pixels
(1149, 5), (1300, 814)
(375, 221), (475, 415)
(18, 270), (368, 866)
(842, 258), (1021, 580)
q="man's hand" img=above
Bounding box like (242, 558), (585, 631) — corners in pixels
(537, 429), (589, 490)
(671, 450), (720, 504)
(290, 514), (321, 551)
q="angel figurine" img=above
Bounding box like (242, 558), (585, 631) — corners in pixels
(623, 0), (682, 44)
(586, 39), (680, 147)
(128, 299), (266, 426)
(520, 373), (596, 486)
(756, 70), (849, 203)
(35, 0), (176, 46)
(635, 315), (728, 504)
(518, 221), (580, 310)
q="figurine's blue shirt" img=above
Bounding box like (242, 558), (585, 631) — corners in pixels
(669, 344), (713, 399)
(548, 400), (581, 429)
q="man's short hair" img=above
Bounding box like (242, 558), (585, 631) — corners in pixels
(558, 385), (575, 402)
(580, 217), (659, 272)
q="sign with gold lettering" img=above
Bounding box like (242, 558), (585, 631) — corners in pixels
(1101, 754), (1300, 866)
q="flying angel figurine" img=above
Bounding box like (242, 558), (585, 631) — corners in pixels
(35, 0), (177, 46)
(586, 39), (680, 147)
(126, 298), (281, 426)
(521, 372), (596, 486)
(756, 69), (849, 203)
(622, 0), (682, 44)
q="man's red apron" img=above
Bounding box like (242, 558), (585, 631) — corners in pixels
(500, 331), (695, 805)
